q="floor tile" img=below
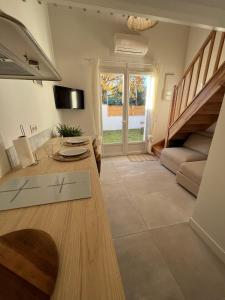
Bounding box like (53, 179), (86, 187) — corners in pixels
(161, 184), (195, 214)
(115, 232), (186, 300)
(115, 164), (147, 178)
(102, 183), (147, 238)
(129, 192), (192, 229)
(102, 185), (133, 212)
(129, 182), (195, 229)
(123, 177), (174, 197)
(107, 205), (147, 238)
(150, 223), (225, 300)
(112, 156), (130, 165)
(101, 157), (225, 300)
(100, 162), (121, 184)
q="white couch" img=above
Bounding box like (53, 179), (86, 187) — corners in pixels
(160, 133), (212, 196)
(176, 160), (206, 196)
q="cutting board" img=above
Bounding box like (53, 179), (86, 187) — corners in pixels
(0, 229), (59, 300)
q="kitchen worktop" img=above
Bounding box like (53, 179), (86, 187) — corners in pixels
(0, 138), (125, 300)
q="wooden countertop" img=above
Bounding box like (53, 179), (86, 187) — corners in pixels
(0, 138), (126, 300)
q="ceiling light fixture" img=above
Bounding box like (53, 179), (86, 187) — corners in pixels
(127, 16), (158, 32)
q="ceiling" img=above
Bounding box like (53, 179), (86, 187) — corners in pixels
(55, 0), (225, 11)
(179, 0), (225, 10)
(47, 0), (225, 29)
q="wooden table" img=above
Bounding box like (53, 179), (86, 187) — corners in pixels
(0, 138), (125, 300)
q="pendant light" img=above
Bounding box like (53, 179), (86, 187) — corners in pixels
(127, 16), (158, 32)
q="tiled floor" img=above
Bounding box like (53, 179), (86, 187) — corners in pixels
(101, 156), (225, 300)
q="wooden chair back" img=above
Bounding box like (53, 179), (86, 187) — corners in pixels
(92, 138), (101, 175)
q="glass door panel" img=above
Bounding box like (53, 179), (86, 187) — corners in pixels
(100, 72), (124, 145)
(100, 70), (153, 156)
(128, 74), (151, 143)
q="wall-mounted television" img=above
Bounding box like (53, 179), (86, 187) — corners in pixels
(54, 85), (85, 109)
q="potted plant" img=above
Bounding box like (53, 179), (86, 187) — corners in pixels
(56, 124), (83, 137)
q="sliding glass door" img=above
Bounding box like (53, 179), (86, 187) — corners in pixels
(100, 70), (152, 156)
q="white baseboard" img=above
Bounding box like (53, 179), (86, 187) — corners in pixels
(190, 218), (225, 264)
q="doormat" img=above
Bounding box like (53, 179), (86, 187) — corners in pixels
(128, 154), (157, 162)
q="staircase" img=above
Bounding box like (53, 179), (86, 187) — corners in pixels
(153, 30), (225, 157)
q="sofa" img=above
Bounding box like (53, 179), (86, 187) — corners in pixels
(160, 132), (212, 196)
(176, 160), (206, 196)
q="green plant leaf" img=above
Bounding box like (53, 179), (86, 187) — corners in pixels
(56, 124), (83, 137)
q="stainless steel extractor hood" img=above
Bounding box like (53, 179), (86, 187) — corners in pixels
(0, 10), (61, 81)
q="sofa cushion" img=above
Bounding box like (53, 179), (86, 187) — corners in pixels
(160, 147), (207, 173)
(176, 172), (199, 196)
(183, 133), (212, 155)
(178, 160), (206, 184)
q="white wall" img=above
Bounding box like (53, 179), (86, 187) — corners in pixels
(49, 5), (189, 141)
(102, 105), (145, 130)
(192, 98), (225, 262)
(184, 27), (210, 68)
(0, 134), (10, 177)
(0, 0), (60, 150)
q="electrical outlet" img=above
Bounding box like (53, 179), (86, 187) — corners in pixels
(30, 125), (37, 134)
(30, 125), (33, 134)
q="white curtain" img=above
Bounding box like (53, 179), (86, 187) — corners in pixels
(145, 67), (159, 153)
(90, 58), (102, 151)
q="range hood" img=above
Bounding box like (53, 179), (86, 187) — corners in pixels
(0, 10), (61, 81)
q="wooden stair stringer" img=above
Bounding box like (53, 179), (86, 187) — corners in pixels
(152, 139), (164, 158)
(168, 62), (225, 141)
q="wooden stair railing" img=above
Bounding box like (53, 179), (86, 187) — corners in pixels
(164, 30), (225, 147)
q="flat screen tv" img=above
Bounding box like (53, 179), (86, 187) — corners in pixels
(54, 85), (85, 109)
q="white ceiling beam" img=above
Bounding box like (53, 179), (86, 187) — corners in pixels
(47, 0), (225, 30)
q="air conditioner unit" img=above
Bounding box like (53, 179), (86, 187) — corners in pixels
(114, 33), (148, 56)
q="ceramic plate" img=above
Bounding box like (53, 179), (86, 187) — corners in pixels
(59, 148), (87, 157)
(66, 137), (88, 144)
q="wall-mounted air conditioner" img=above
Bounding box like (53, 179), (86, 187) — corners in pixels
(0, 10), (61, 81)
(114, 33), (149, 56)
